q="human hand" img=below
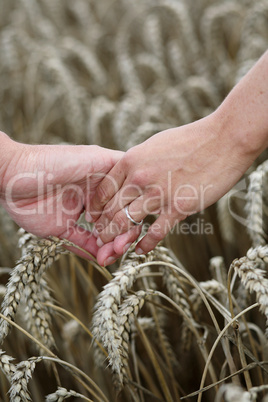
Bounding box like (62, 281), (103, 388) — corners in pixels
(89, 112), (254, 264)
(0, 136), (123, 264)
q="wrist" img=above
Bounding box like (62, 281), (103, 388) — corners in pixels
(212, 104), (268, 168)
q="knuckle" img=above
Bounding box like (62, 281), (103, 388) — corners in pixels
(148, 226), (164, 243)
(121, 147), (148, 189)
(130, 169), (147, 188)
(103, 205), (115, 221)
(124, 147), (138, 165)
(96, 184), (109, 205)
(95, 222), (106, 233)
(173, 197), (196, 215)
(148, 187), (161, 198)
(114, 211), (128, 231)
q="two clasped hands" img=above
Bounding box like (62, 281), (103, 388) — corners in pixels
(1, 51), (268, 266)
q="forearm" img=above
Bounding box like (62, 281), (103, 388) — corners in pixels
(215, 51), (268, 163)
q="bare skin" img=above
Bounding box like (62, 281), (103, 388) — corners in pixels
(1, 51), (268, 267)
(0, 134), (125, 265)
(89, 51), (268, 265)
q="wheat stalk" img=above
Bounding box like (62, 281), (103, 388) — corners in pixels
(190, 279), (226, 314)
(217, 193), (236, 244)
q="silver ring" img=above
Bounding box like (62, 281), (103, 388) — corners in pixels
(124, 205), (143, 226)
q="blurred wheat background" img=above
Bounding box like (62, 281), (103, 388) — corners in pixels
(0, 0), (268, 401)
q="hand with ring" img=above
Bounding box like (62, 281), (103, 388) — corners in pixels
(124, 205), (144, 226)
(88, 51), (268, 266)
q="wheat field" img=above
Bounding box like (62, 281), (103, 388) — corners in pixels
(0, 0), (268, 401)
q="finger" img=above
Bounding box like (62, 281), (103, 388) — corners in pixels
(93, 182), (164, 235)
(87, 164), (126, 222)
(60, 224), (99, 259)
(135, 213), (184, 255)
(61, 224), (120, 266)
(97, 241), (121, 267)
(113, 224), (142, 255)
(92, 183), (143, 235)
(95, 194), (159, 245)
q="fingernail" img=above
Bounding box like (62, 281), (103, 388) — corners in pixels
(92, 227), (99, 237)
(85, 212), (93, 223)
(104, 257), (117, 266)
(136, 247), (144, 255)
(96, 237), (104, 247)
(123, 243), (131, 253)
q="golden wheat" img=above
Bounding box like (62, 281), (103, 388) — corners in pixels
(0, 0), (268, 400)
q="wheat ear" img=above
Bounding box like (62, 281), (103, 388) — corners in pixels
(45, 386), (91, 401)
(117, 290), (148, 384)
(9, 357), (42, 402)
(0, 350), (16, 383)
(0, 236), (70, 346)
(216, 383), (251, 402)
(91, 252), (154, 372)
(231, 245), (268, 336)
(245, 161), (268, 246)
